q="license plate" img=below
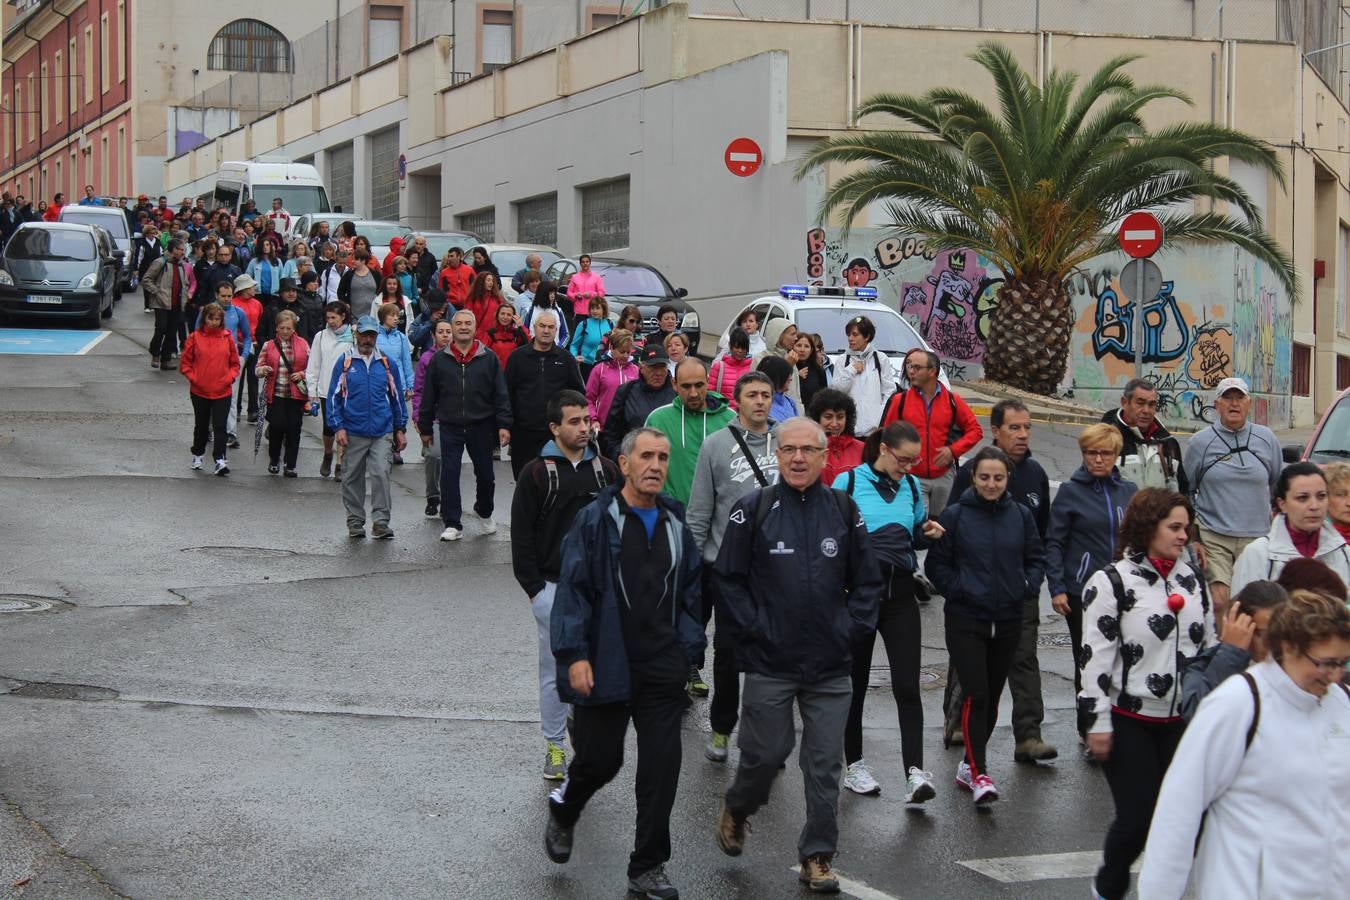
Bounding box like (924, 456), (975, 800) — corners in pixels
(25, 294), (62, 304)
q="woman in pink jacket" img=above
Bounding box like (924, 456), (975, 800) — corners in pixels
(585, 328), (637, 427)
(709, 327), (754, 409)
(254, 309), (311, 477)
(567, 253), (605, 327)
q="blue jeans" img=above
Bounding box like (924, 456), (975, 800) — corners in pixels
(438, 420), (496, 528)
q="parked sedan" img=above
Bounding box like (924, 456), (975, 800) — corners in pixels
(545, 256), (696, 345)
(1288, 386), (1350, 464)
(0, 222), (122, 327)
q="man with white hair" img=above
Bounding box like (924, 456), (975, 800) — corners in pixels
(504, 307), (586, 477)
(512, 251), (544, 294)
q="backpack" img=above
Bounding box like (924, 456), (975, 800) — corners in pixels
(842, 467), (918, 508)
(536, 454), (610, 518)
(885, 386), (965, 449)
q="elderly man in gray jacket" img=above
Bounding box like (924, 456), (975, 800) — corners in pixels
(143, 238), (193, 370)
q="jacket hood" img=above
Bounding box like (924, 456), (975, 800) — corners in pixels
(539, 439), (600, 462)
(1265, 514), (1348, 558)
(1104, 407), (1174, 441)
(763, 318), (794, 350)
(673, 390), (729, 416)
(388, 237), (405, 255)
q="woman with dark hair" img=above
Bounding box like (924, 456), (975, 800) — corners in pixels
(526, 280), (570, 348)
(1231, 462), (1350, 595)
(835, 420), (944, 803)
(793, 330), (828, 407)
(246, 237), (284, 306)
(462, 270), (506, 341)
(469, 245), (500, 281)
(188, 238), (218, 330)
(1078, 488), (1214, 900)
(1140, 589), (1350, 900)
(304, 300), (354, 479)
(336, 220), (357, 257)
(755, 355), (798, 422)
(353, 235), (373, 259)
(926, 446), (1045, 806)
(1177, 579), (1288, 721)
(709, 328), (753, 405)
(1274, 556), (1348, 599)
(808, 332), (835, 385)
(808, 387), (862, 486)
(374, 274), (413, 330)
(616, 304), (645, 343)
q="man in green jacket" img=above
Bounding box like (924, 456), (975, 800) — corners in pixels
(645, 357), (734, 506)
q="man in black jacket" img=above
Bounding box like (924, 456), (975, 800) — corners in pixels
(1102, 378), (1188, 492)
(946, 399), (1056, 763)
(504, 309), (584, 478)
(511, 390), (619, 781)
(713, 417), (883, 895)
(0, 193), (21, 248)
(419, 309), (512, 541)
(600, 344), (675, 459)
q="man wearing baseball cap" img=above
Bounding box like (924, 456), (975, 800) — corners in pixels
(600, 343), (675, 460)
(326, 315), (408, 539)
(1182, 376), (1282, 615)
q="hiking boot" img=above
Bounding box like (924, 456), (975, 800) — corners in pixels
(1014, 738), (1059, 763)
(543, 804), (573, 864)
(543, 742), (566, 781)
(715, 799), (747, 856)
(705, 732), (729, 763)
(348, 525), (365, 539)
(333, 461), (342, 479)
(372, 524), (394, 540)
(843, 759), (881, 796)
(320, 453), (332, 478)
(627, 864), (678, 900)
(687, 667), (708, 698)
(799, 854), (840, 894)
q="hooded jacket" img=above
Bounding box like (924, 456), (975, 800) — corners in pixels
(823, 433), (863, 487)
(569, 315), (613, 365)
(375, 324), (415, 397)
(686, 420), (779, 561)
(179, 325), (241, 399)
(503, 341), (585, 436)
(381, 237), (406, 278)
(880, 383), (983, 479)
(925, 488), (1046, 623)
(567, 269), (606, 316)
(952, 449), (1052, 537)
(324, 347), (407, 438)
(644, 391), (736, 504)
(1044, 466), (1138, 597)
(714, 480), (884, 682)
(510, 441), (621, 597)
(1102, 408), (1189, 493)
(586, 357), (638, 426)
(196, 302), (253, 360)
(417, 340), (513, 431)
(438, 263), (474, 307)
(143, 255), (193, 311)
(484, 321), (530, 370)
(551, 485), (704, 706)
(833, 463), (928, 572)
(304, 324), (354, 400)
(833, 346), (899, 435)
(600, 374), (675, 460)
(1230, 515), (1350, 597)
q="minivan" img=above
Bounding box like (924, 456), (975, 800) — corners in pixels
(213, 161), (331, 219)
(58, 204), (134, 293)
(0, 222), (122, 327)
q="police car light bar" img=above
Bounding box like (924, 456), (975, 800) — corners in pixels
(854, 287), (878, 299)
(779, 284), (808, 299)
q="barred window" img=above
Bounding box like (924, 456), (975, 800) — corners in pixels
(458, 208), (495, 242)
(580, 177), (629, 253)
(369, 128), (400, 221)
(516, 194), (557, 247)
(208, 20), (291, 73)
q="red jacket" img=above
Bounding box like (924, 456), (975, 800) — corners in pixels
(462, 294), (504, 342)
(483, 322), (530, 370)
(234, 296), (263, 344)
(255, 336), (311, 401)
(180, 326), (241, 399)
(879, 384), (983, 479)
(42, 203), (63, 222)
(381, 237), (406, 278)
(823, 434), (864, 488)
(439, 264), (474, 307)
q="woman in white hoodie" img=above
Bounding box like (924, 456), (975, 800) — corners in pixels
(832, 314), (898, 436)
(1139, 589), (1350, 900)
(304, 300), (354, 479)
(1231, 462), (1350, 596)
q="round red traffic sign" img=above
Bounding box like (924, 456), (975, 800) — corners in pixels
(1118, 211), (1164, 258)
(725, 138), (762, 177)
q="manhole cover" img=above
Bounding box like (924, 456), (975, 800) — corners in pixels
(1038, 632), (1074, 648)
(11, 682), (120, 701)
(0, 594), (70, 613)
(182, 546), (298, 560)
(868, 667), (942, 689)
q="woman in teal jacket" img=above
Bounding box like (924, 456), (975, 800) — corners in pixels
(569, 295), (613, 378)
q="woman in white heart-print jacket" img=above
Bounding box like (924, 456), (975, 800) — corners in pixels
(1077, 487), (1215, 900)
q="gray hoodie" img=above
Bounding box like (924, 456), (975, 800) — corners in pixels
(686, 419), (780, 562)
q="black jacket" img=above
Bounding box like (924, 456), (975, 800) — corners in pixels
(951, 449), (1051, 537)
(268, 295), (324, 346)
(600, 375), (674, 459)
(503, 343), (585, 435)
(417, 341), (513, 431)
(926, 488), (1046, 623)
(714, 481), (883, 682)
(0, 206), (20, 246)
(206, 261), (241, 297)
(510, 442), (620, 597)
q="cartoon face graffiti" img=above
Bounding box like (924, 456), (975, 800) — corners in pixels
(842, 257), (878, 287)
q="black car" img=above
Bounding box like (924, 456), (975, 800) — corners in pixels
(0, 222), (123, 327)
(545, 257), (697, 347)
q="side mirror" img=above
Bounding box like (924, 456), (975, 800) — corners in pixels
(676, 287), (688, 298)
(1281, 444), (1305, 464)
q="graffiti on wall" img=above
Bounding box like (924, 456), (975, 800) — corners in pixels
(1090, 282), (1190, 364)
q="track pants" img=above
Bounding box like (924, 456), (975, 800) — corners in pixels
(944, 611), (1020, 776)
(945, 593), (1046, 744)
(845, 566), (923, 772)
(701, 568), (739, 736)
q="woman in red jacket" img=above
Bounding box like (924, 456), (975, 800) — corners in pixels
(809, 387), (863, 487)
(179, 302), (241, 476)
(462, 271), (506, 341)
(483, 302), (530, 369)
(254, 309), (311, 477)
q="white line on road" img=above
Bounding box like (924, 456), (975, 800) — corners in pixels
(76, 330), (112, 355)
(958, 850), (1140, 883)
(786, 866), (899, 899)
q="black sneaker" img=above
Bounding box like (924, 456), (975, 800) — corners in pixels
(320, 454), (332, 478)
(283, 468), (298, 478)
(424, 499), (440, 519)
(268, 464), (280, 475)
(627, 864), (678, 899)
(544, 805), (573, 864)
(372, 524), (394, 541)
(226, 433), (241, 449)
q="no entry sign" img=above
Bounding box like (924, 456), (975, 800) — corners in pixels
(1118, 211), (1164, 258)
(725, 138), (762, 177)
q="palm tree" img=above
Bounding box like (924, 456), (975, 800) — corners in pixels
(796, 42), (1297, 395)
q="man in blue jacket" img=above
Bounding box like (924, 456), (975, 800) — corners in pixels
(545, 427), (704, 900)
(327, 315), (408, 540)
(713, 416), (883, 895)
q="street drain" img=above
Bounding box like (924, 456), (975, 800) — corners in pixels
(869, 667), (942, 689)
(11, 682), (120, 701)
(0, 595), (71, 613)
(182, 546), (299, 560)
(1038, 633), (1074, 648)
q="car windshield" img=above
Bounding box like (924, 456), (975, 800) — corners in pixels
(415, 233), (480, 260)
(592, 264), (671, 297)
(354, 223), (405, 247)
(491, 249), (561, 277)
(61, 211), (128, 239)
(1308, 396), (1350, 463)
(7, 229), (97, 261)
(258, 186), (330, 214)
(793, 307), (925, 356)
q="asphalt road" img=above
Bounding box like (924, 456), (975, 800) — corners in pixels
(1, 306), (1165, 899)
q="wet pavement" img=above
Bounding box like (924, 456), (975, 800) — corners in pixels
(1, 307), (1156, 899)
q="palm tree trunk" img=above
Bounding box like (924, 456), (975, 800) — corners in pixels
(981, 273), (1074, 395)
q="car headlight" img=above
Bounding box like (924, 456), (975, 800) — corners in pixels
(0, 270), (12, 286)
(77, 272), (98, 290)
(681, 311), (700, 330)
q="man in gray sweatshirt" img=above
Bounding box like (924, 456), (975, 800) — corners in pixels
(686, 371), (779, 763)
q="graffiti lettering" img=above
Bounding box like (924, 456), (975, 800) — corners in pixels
(806, 227), (826, 281)
(1186, 323), (1233, 390)
(1091, 282), (1189, 364)
(876, 235), (938, 269)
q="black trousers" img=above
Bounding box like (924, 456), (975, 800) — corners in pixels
(846, 566), (923, 772)
(944, 610), (1020, 776)
(509, 427), (550, 479)
(1096, 711), (1185, 900)
(150, 307), (181, 361)
(701, 568), (739, 736)
(267, 397), (305, 468)
(237, 352), (259, 417)
(190, 393), (230, 460)
(944, 593), (1046, 744)
(1064, 592), (1086, 736)
(549, 677), (688, 878)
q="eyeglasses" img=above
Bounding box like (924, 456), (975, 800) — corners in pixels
(884, 447), (919, 466)
(1083, 449), (1115, 459)
(1301, 651), (1349, 673)
(777, 445), (825, 458)
(906, 363), (933, 371)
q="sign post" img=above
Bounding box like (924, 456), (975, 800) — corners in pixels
(1117, 211), (1165, 378)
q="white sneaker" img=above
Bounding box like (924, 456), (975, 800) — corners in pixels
(955, 760), (973, 791)
(214, 459), (229, 476)
(971, 773), (1000, 805)
(191, 455), (204, 470)
(843, 760), (881, 796)
(439, 526), (462, 542)
(904, 766), (936, 803)
(477, 513), (497, 535)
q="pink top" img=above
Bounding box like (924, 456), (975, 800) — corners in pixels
(586, 358), (639, 426)
(709, 354), (754, 409)
(568, 270), (606, 316)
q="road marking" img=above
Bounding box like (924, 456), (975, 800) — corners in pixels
(785, 866), (899, 899)
(0, 328), (110, 355)
(957, 850), (1140, 883)
(75, 330), (111, 355)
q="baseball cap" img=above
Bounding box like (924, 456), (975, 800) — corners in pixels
(354, 315), (380, 334)
(1215, 377), (1250, 397)
(137, 194), (148, 201)
(637, 343), (669, 366)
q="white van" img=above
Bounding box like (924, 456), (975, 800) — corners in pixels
(212, 162), (330, 218)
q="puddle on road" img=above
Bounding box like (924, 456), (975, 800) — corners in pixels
(10, 682), (120, 701)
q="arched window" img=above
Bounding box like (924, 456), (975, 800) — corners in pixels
(208, 20), (291, 73)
